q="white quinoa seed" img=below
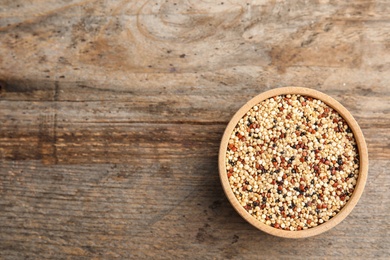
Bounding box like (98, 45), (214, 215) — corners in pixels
(226, 94), (359, 231)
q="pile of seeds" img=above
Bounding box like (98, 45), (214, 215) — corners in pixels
(225, 94), (359, 231)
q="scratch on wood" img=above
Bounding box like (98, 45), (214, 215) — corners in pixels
(53, 82), (59, 164)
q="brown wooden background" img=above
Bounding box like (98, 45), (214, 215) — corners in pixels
(1, 0), (389, 259)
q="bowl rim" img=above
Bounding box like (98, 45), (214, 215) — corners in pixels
(218, 86), (368, 238)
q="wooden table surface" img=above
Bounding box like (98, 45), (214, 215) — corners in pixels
(1, 1), (389, 259)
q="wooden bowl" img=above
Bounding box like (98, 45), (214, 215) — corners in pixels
(219, 87), (368, 238)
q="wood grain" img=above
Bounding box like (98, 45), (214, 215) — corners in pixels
(0, 0), (389, 258)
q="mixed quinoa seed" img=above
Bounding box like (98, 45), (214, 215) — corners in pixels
(225, 94), (359, 231)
